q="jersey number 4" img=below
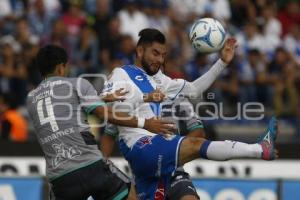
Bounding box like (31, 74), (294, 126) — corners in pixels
(37, 97), (59, 132)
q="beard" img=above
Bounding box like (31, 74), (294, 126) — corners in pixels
(141, 56), (160, 76)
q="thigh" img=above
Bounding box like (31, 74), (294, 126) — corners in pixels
(89, 159), (130, 200)
(50, 172), (87, 200)
(135, 177), (166, 200)
(166, 170), (199, 200)
(178, 137), (206, 166)
(126, 135), (185, 200)
(127, 183), (139, 200)
(129, 135), (185, 179)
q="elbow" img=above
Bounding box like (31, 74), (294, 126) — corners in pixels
(188, 83), (202, 98)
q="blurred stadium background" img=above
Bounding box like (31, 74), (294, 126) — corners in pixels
(0, 0), (300, 199)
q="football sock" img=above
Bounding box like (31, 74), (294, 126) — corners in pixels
(199, 140), (262, 161)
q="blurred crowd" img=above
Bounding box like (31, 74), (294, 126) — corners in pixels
(0, 0), (299, 142)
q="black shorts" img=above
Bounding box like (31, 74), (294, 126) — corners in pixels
(50, 159), (130, 200)
(166, 170), (200, 200)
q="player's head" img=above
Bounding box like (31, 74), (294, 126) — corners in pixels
(36, 45), (68, 78)
(136, 28), (166, 76)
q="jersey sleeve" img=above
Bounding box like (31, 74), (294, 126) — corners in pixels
(101, 67), (144, 103)
(103, 123), (119, 138)
(158, 71), (186, 100)
(77, 78), (106, 114)
(101, 68), (128, 95)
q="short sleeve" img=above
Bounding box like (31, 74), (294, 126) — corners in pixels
(100, 67), (144, 104)
(76, 78), (106, 114)
(101, 68), (129, 95)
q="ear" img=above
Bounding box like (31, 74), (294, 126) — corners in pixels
(136, 46), (144, 59)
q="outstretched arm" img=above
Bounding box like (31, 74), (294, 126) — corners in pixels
(93, 105), (175, 135)
(78, 78), (174, 135)
(182, 38), (237, 97)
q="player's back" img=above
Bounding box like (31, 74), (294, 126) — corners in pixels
(27, 77), (104, 180)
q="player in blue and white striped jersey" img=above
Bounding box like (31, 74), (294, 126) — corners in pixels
(100, 28), (278, 200)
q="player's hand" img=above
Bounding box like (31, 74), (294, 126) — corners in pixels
(143, 88), (165, 103)
(144, 117), (176, 135)
(220, 37), (237, 64)
(102, 88), (128, 102)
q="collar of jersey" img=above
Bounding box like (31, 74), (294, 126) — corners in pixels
(129, 65), (162, 78)
(130, 65), (147, 74)
(44, 76), (60, 81)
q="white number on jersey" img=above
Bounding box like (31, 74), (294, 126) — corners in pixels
(37, 97), (59, 132)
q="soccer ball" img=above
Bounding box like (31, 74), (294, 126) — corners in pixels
(189, 18), (226, 53)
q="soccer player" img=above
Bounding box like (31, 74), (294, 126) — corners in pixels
(101, 96), (205, 200)
(101, 28), (278, 200)
(26, 45), (175, 200)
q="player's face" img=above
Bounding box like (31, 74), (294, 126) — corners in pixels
(141, 42), (167, 76)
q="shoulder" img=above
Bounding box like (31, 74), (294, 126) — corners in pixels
(154, 70), (184, 83)
(112, 67), (126, 74)
(110, 67), (128, 77)
(26, 90), (35, 107)
(65, 77), (84, 84)
(54, 78), (95, 96)
(26, 84), (42, 101)
(102, 67), (130, 93)
(27, 89), (36, 98)
(65, 77), (92, 88)
(153, 70), (169, 82)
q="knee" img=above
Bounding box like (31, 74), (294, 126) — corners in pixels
(179, 137), (207, 165)
(185, 137), (205, 151)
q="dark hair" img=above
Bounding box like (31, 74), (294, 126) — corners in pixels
(35, 45), (68, 77)
(137, 28), (166, 46)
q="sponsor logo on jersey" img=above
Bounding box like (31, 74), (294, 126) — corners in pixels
(52, 143), (81, 168)
(135, 75), (144, 81)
